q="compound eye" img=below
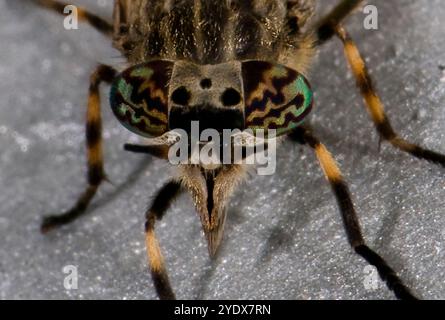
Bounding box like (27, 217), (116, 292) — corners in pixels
(241, 61), (313, 136)
(109, 60), (174, 137)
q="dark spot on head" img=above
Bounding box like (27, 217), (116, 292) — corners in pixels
(171, 86), (190, 105)
(221, 88), (241, 106)
(200, 78), (212, 89)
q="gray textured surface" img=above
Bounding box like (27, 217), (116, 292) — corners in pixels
(0, 0), (444, 300)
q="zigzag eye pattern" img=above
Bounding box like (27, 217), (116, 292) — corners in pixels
(241, 61), (313, 136)
(110, 60), (173, 137)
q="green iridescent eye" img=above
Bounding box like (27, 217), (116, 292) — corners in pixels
(241, 61), (313, 136)
(109, 60), (174, 137)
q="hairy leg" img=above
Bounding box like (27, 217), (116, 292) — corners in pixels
(145, 181), (183, 300)
(311, 0), (364, 45)
(290, 126), (417, 300)
(41, 65), (116, 233)
(124, 144), (170, 160)
(336, 26), (445, 167)
(30, 0), (113, 36)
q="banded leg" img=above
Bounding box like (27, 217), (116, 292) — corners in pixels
(336, 26), (445, 167)
(124, 144), (170, 160)
(41, 65), (116, 233)
(145, 181), (183, 300)
(30, 0), (113, 36)
(311, 0), (364, 45)
(290, 127), (417, 300)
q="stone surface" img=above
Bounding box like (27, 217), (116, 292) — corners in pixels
(0, 0), (444, 300)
